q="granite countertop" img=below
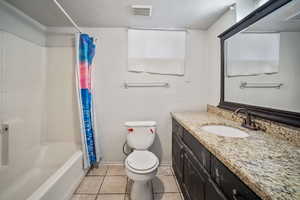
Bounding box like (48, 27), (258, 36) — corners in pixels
(171, 111), (300, 200)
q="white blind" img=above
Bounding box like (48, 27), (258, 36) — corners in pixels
(128, 29), (186, 75)
(226, 33), (280, 77)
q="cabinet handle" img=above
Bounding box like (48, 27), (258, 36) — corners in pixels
(215, 168), (220, 185)
(232, 189), (248, 200)
(201, 151), (206, 166)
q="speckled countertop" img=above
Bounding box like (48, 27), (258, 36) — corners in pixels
(171, 111), (300, 200)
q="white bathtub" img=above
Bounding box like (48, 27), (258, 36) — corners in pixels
(0, 142), (84, 200)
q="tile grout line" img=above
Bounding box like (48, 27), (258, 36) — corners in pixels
(124, 177), (128, 200)
(170, 167), (182, 192)
(170, 167), (184, 200)
(98, 165), (128, 198)
(95, 166), (108, 200)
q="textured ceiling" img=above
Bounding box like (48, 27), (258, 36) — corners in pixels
(5, 0), (238, 29)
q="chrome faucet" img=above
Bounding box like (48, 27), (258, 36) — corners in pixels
(232, 108), (259, 130)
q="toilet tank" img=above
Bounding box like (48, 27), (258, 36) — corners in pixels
(125, 121), (156, 150)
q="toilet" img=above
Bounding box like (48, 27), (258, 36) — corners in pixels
(124, 121), (159, 200)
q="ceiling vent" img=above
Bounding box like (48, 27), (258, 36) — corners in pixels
(131, 5), (152, 17)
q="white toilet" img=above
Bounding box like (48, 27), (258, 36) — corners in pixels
(124, 121), (159, 200)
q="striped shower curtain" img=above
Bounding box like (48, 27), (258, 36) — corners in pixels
(75, 33), (100, 169)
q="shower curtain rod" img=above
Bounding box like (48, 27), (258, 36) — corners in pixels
(53, 0), (82, 33)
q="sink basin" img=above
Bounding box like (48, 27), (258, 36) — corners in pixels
(200, 125), (249, 138)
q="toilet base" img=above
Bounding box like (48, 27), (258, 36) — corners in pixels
(131, 180), (153, 200)
(125, 167), (158, 200)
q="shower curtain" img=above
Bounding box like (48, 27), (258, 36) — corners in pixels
(75, 33), (101, 169)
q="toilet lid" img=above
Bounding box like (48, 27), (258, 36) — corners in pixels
(126, 150), (158, 171)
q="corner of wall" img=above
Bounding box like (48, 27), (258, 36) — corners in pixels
(205, 9), (236, 106)
(0, 0), (47, 46)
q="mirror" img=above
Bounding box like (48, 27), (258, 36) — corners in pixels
(219, 0), (300, 127)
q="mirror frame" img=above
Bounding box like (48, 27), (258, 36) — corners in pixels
(218, 0), (300, 128)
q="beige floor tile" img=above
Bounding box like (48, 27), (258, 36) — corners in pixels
(97, 194), (125, 200)
(99, 176), (127, 194)
(76, 176), (104, 194)
(88, 165), (108, 176)
(157, 166), (173, 176)
(152, 176), (179, 193)
(87, 165), (108, 176)
(154, 193), (182, 200)
(107, 165), (126, 176)
(72, 194), (97, 200)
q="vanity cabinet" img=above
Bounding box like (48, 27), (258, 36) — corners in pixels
(172, 133), (184, 183)
(205, 178), (228, 200)
(172, 119), (261, 200)
(183, 128), (211, 173)
(211, 156), (260, 200)
(182, 146), (208, 200)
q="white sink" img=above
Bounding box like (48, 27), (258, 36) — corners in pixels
(200, 125), (249, 138)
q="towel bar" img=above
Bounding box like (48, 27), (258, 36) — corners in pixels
(124, 82), (169, 88)
(240, 82), (283, 89)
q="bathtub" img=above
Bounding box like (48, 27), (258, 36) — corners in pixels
(0, 142), (85, 200)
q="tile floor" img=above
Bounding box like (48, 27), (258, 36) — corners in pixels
(72, 165), (184, 200)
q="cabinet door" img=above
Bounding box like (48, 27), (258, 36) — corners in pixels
(172, 134), (184, 183)
(183, 129), (211, 172)
(206, 178), (228, 200)
(211, 157), (261, 200)
(183, 148), (206, 200)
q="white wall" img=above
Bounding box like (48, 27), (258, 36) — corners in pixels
(45, 15), (238, 164)
(41, 7), (245, 164)
(0, 30), (46, 188)
(206, 9), (236, 106)
(74, 28), (208, 164)
(225, 32), (300, 112)
(235, 0), (256, 22)
(254, 0), (270, 9)
(45, 47), (81, 144)
(0, 0), (47, 174)
(0, 0), (261, 165)
(0, 0), (46, 46)
(0, 0), (81, 149)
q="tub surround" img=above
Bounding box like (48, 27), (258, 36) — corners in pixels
(171, 110), (300, 200)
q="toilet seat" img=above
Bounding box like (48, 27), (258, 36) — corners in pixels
(126, 150), (159, 174)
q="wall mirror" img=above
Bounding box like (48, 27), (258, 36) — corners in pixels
(219, 0), (300, 127)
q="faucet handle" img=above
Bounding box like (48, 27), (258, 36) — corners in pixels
(233, 108), (260, 131)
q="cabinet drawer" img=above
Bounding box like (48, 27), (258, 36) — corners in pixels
(183, 129), (211, 173)
(211, 156), (261, 200)
(172, 119), (183, 138)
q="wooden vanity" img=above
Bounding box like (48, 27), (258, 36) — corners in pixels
(171, 110), (300, 200)
(172, 119), (261, 200)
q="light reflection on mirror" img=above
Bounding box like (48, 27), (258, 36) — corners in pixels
(224, 0), (300, 113)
